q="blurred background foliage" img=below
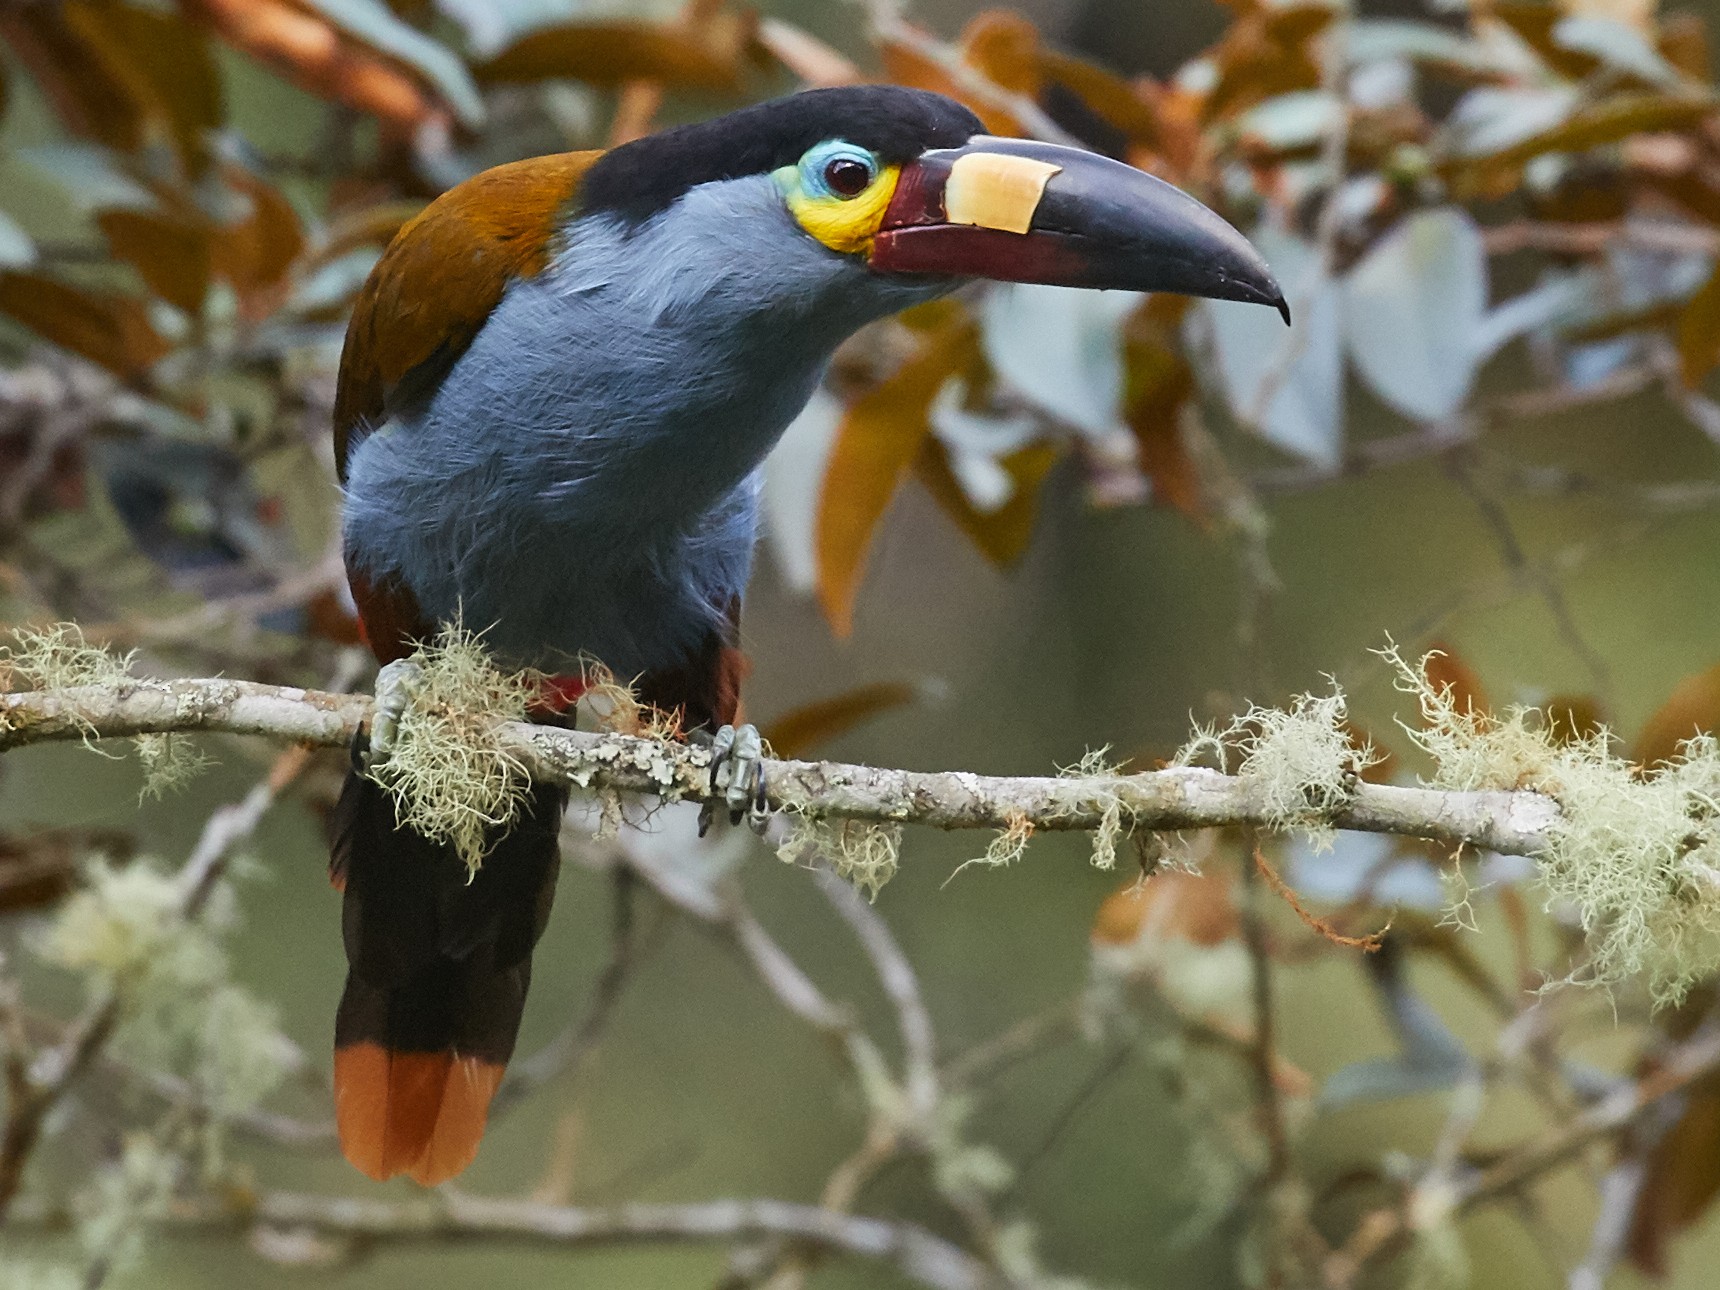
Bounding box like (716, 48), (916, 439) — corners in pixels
(6, 0), (1720, 1287)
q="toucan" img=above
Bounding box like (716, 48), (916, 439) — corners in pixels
(329, 84), (1286, 1185)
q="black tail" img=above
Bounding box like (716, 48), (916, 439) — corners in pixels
(329, 769), (564, 1184)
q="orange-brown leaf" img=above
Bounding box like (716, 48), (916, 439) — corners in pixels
(212, 167), (306, 311)
(760, 681), (920, 760)
(960, 11), (1042, 98)
(97, 209), (212, 315)
(1422, 641), (1490, 719)
(815, 315), (980, 637)
(1452, 94), (1712, 193)
(64, 0), (222, 174)
(1679, 261), (1720, 387)
(476, 19), (751, 92)
(1628, 1083), (1720, 1277)
(914, 434), (1061, 568)
(1123, 295), (1203, 520)
(0, 272), (171, 378)
(1660, 14), (1713, 83)
(1635, 661), (1720, 767)
(1092, 870), (1238, 948)
(1041, 51), (1160, 146)
(877, 22), (1025, 136)
(183, 0), (444, 133)
(0, 8), (148, 151)
(1204, 4), (1331, 122)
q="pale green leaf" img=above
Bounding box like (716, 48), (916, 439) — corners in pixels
(1343, 208), (1488, 421)
(1203, 223), (1343, 468)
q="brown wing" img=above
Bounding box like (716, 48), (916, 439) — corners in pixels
(333, 149), (601, 478)
(333, 150), (600, 659)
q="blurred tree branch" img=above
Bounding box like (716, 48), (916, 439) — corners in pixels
(11, 1189), (998, 1290)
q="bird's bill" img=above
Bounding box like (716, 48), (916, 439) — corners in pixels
(870, 137), (1290, 323)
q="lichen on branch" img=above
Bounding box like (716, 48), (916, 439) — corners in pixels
(22, 621), (1720, 1001)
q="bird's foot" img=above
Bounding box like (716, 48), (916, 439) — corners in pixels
(353, 658), (425, 777)
(697, 723), (770, 837)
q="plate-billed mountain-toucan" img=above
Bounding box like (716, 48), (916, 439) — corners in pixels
(331, 84), (1286, 1185)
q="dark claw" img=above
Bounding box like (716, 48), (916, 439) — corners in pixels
(349, 728), (370, 776)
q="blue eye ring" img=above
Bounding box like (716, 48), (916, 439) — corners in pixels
(801, 141), (880, 201)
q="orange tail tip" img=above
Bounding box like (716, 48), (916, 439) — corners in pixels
(334, 1042), (505, 1185)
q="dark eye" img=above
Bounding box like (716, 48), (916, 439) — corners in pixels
(823, 156), (873, 198)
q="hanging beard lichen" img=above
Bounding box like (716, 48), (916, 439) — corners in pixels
(1, 623), (205, 797)
(364, 626), (537, 876)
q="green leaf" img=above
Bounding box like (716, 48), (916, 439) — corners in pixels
(0, 209), (37, 268)
(1343, 208), (1488, 421)
(1555, 15), (1689, 89)
(980, 282), (1139, 438)
(1204, 223), (1343, 468)
(762, 387), (842, 594)
(19, 143), (155, 212)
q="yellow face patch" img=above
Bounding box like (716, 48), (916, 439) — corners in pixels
(780, 143), (908, 258)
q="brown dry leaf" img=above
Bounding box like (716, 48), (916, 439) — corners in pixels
(1041, 51), (1160, 147)
(65, 0), (223, 173)
(1204, 3), (1331, 123)
(213, 167), (306, 311)
(1635, 661), (1720, 767)
(961, 10), (1042, 98)
(914, 434), (1061, 567)
(1452, 94), (1713, 195)
(1340, 719), (1399, 784)
(877, 16), (1026, 136)
(1422, 641), (1491, 718)
(476, 18), (753, 92)
(0, 272), (171, 378)
(1138, 79), (1207, 181)
(0, 827), (134, 914)
(1122, 295), (1203, 521)
(1091, 870), (1239, 947)
(1659, 13), (1712, 82)
(1627, 1080), (1720, 1277)
(759, 681), (921, 760)
(0, 8), (150, 151)
(1560, 0), (1658, 33)
(816, 314), (980, 637)
(1492, 3), (1605, 80)
(183, 0), (447, 134)
(97, 209), (212, 315)
(1678, 262), (1720, 387)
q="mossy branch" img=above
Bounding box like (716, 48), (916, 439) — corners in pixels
(0, 674), (1562, 855)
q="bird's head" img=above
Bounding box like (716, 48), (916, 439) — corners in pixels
(575, 85), (1288, 326)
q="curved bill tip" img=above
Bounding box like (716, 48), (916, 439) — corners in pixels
(871, 137), (1292, 323)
